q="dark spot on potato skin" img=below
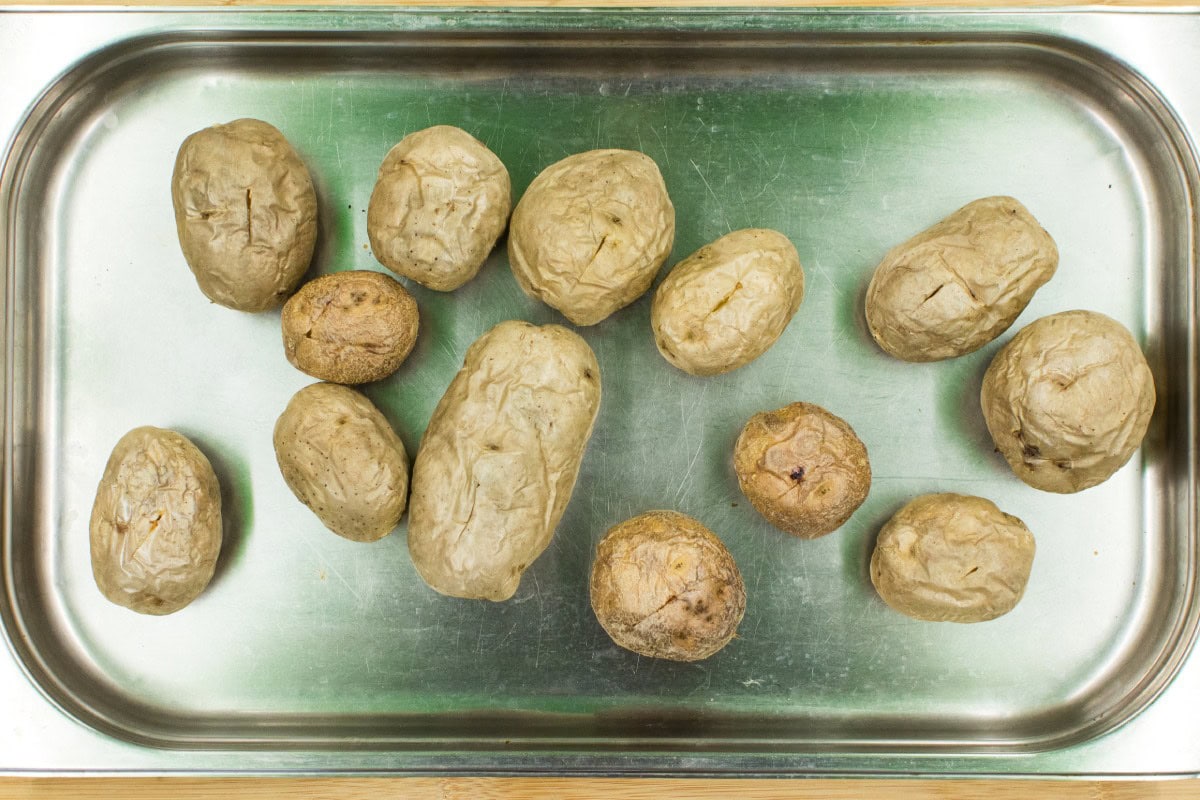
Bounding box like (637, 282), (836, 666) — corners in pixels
(790, 466), (805, 482)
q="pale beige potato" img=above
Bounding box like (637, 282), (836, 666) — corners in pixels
(508, 149), (675, 326)
(981, 309), (1155, 493)
(407, 320), (601, 601)
(274, 383), (409, 543)
(733, 402), (871, 539)
(865, 196), (1058, 362)
(590, 510), (745, 661)
(368, 125), (511, 292)
(171, 118), (317, 312)
(89, 427), (223, 615)
(870, 493), (1036, 623)
(281, 270), (419, 385)
(652, 229), (805, 377)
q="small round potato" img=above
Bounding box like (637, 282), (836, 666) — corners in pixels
(870, 493), (1036, 623)
(508, 149), (675, 326)
(865, 196), (1058, 362)
(981, 309), (1155, 493)
(171, 118), (317, 312)
(590, 510), (745, 662)
(652, 229), (805, 376)
(89, 427), (223, 615)
(274, 383), (409, 542)
(281, 270), (419, 385)
(368, 125), (511, 292)
(733, 402), (871, 538)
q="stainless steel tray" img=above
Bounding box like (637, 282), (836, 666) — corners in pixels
(2, 7), (1199, 777)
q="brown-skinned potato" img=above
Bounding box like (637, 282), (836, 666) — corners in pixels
(508, 149), (675, 326)
(980, 309), (1155, 493)
(733, 402), (871, 538)
(407, 320), (601, 601)
(871, 493), (1036, 623)
(89, 427), (223, 615)
(865, 196), (1058, 362)
(590, 510), (745, 661)
(652, 228), (805, 376)
(171, 118), (317, 312)
(368, 125), (511, 291)
(274, 383), (409, 543)
(281, 270), (419, 385)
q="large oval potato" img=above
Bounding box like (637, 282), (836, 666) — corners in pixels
(981, 309), (1155, 493)
(652, 228), (804, 376)
(89, 427), (223, 615)
(508, 149), (675, 326)
(368, 125), (511, 291)
(865, 196), (1058, 361)
(171, 118), (317, 312)
(281, 270), (419, 385)
(408, 320), (602, 600)
(274, 383), (409, 542)
(870, 493), (1036, 623)
(590, 510), (746, 661)
(733, 402), (871, 539)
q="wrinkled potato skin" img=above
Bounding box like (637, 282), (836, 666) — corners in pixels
(870, 493), (1036, 623)
(652, 229), (805, 376)
(734, 402), (871, 539)
(89, 427), (223, 615)
(171, 119), (317, 312)
(281, 270), (419, 385)
(508, 149), (675, 326)
(368, 126), (511, 292)
(866, 196), (1058, 362)
(981, 310), (1155, 493)
(590, 510), (745, 661)
(408, 320), (601, 601)
(274, 383), (409, 542)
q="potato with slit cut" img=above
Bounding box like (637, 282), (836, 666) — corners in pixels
(368, 125), (511, 291)
(590, 510), (745, 661)
(652, 228), (805, 376)
(865, 196), (1058, 362)
(274, 382), (409, 542)
(407, 320), (601, 601)
(508, 149), (675, 326)
(870, 493), (1036, 623)
(90, 427), (223, 615)
(171, 118), (317, 312)
(733, 402), (871, 539)
(981, 309), (1155, 493)
(281, 270), (419, 385)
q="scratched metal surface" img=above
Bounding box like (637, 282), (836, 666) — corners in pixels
(1, 9), (1199, 774)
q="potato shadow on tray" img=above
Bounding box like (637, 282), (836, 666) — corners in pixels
(304, 163), (341, 280)
(177, 430), (253, 593)
(842, 491), (910, 594)
(937, 344), (1002, 469)
(849, 259), (879, 353)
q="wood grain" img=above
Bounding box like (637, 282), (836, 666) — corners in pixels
(0, 778), (1199, 799)
(2, 0), (1198, 796)
(1, 0), (1192, 7)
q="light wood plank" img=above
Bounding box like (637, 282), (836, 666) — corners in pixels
(3, 777), (1200, 799)
(1, 0), (1193, 7)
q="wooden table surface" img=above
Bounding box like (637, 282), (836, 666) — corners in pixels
(2, 0), (1197, 796)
